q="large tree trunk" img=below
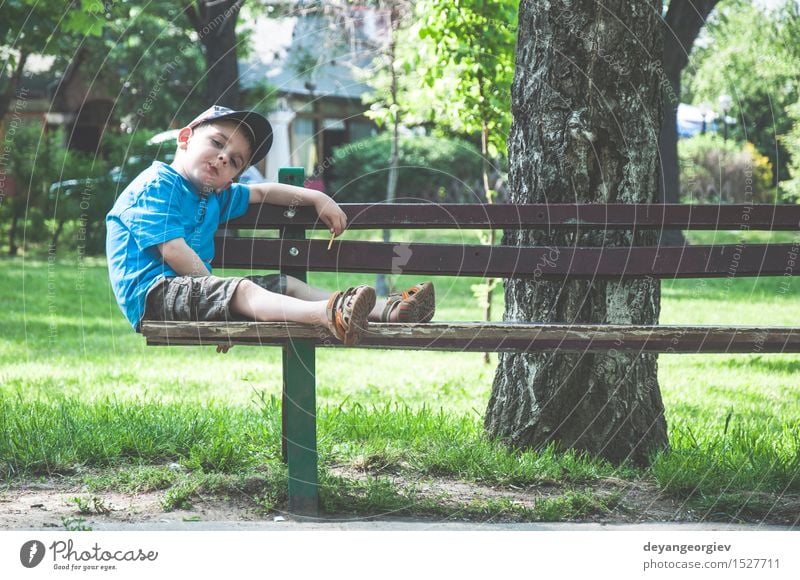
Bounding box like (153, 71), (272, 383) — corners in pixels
(485, 0), (669, 466)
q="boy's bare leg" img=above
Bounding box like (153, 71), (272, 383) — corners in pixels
(231, 279), (328, 325)
(285, 275), (388, 321)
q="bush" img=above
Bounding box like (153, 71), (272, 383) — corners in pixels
(779, 100), (800, 203)
(327, 134), (484, 203)
(0, 123), (112, 255)
(678, 134), (773, 203)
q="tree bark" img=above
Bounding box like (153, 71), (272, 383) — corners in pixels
(50, 219), (66, 253)
(485, 0), (669, 466)
(0, 51), (28, 124)
(377, 4), (403, 297)
(185, 0), (243, 108)
(8, 211), (19, 256)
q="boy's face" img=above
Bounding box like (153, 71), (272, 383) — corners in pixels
(174, 120), (253, 193)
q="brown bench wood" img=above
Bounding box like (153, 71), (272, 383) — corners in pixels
(142, 321), (800, 354)
(213, 238), (797, 279)
(227, 203), (800, 231)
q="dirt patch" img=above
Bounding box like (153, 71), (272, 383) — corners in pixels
(0, 479), (263, 530)
(2, 469), (797, 530)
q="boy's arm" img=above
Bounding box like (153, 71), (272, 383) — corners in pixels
(248, 182), (347, 235)
(158, 238), (210, 277)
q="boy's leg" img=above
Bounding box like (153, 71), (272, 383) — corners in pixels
(283, 275), (386, 320)
(231, 279), (328, 325)
(231, 279), (377, 345)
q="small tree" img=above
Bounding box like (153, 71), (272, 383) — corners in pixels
(409, 0), (516, 359)
(355, 1), (415, 296)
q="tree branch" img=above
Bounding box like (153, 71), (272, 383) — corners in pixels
(183, 1), (201, 33)
(663, 0), (720, 78)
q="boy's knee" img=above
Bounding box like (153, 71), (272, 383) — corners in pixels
(284, 275), (304, 296)
(234, 278), (259, 300)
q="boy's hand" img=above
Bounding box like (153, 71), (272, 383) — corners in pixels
(314, 194), (347, 236)
(216, 344), (232, 354)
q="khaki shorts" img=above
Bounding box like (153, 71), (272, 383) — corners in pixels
(141, 274), (287, 325)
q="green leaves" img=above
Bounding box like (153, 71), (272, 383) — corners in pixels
(685, 0), (799, 182)
(404, 0), (517, 155)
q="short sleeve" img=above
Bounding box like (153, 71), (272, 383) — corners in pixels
(118, 180), (185, 251)
(217, 183), (250, 224)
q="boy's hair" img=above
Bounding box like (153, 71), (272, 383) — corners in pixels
(185, 106), (273, 166)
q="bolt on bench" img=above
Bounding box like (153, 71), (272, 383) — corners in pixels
(142, 167), (800, 515)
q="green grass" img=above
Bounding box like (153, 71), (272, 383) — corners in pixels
(1, 254), (799, 522)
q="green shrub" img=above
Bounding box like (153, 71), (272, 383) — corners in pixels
(678, 134), (774, 203)
(779, 100), (800, 203)
(0, 124), (111, 255)
(328, 134), (484, 203)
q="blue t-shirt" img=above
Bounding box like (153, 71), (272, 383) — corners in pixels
(106, 161), (250, 330)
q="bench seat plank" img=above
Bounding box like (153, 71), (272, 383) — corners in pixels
(141, 321), (800, 354)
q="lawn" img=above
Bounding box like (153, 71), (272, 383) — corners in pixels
(1, 233), (798, 524)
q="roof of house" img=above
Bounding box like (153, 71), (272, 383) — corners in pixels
(239, 13), (376, 101)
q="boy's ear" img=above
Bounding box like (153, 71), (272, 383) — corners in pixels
(176, 127), (193, 149)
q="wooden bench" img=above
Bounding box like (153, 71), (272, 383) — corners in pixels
(142, 167), (800, 515)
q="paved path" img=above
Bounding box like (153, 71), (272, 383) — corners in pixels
(78, 518), (797, 532)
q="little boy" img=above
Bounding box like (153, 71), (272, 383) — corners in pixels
(106, 106), (435, 347)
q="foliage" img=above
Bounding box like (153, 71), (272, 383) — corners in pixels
(0, 123), (112, 254)
(406, 0), (516, 160)
(684, 0), (800, 183)
(678, 134), (774, 203)
(0, 0), (110, 120)
(73, 4), (209, 131)
(351, 1), (415, 132)
(779, 101), (800, 202)
(327, 134), (483, 203)
(0, 122), (178, 255)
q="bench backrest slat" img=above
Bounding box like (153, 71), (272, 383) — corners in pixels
(225, 203), (800, 231)
(213, 238), (798, 279)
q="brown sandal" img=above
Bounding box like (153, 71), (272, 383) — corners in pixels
(380, 281), (435, 323)
(326, 285), (376, 345)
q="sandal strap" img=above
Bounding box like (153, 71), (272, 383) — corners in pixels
(380, 294), (402, 322)
(326, 291), (346, 340)
(387, 283), (422, 304)
(328, 286), (370, 337)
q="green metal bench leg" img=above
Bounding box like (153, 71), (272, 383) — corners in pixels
(282, 339), (319, 515)
(277, 166), (318, 515)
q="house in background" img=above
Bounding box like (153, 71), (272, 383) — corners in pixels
(3, 4), (386, 189)
(0, 51), (115, 155)
(241, 5), (382, 187)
